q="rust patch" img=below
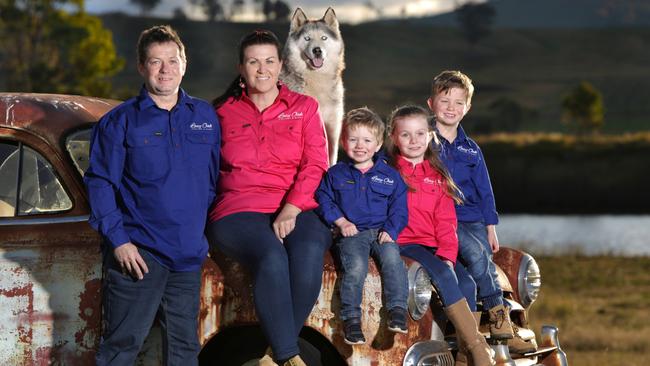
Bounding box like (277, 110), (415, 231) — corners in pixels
(75, 278), (101, 347)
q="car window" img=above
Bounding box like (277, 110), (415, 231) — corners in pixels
(65, 128), (92, 176)
(0, 141), (72, 217)
(0, 142), (19, 217)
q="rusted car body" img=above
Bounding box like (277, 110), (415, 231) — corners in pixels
(0, 93), (567, 366)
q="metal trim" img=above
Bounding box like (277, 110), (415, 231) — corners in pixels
(0, 215), (89, 226)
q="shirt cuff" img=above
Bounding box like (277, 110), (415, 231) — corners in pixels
(106, 229), (131, 249)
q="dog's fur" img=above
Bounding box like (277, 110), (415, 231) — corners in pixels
(280, 7), (345, 165)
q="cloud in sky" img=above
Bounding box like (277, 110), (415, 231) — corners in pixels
(86, 0), (481, 24)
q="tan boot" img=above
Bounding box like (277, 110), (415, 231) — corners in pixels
(508, 324), (538, 354)
(281, 355), (307, 366)
(257, 354), (278, 366)
(487, 304), (514, 340)
(446, 299), (495, 366)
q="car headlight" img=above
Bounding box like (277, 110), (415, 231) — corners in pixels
(407, 263), (432, 320)
(517, 253), (541, 307)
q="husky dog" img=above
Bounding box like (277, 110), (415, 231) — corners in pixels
(281, 7), (345, 165)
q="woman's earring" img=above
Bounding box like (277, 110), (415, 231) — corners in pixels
(239, 76), (246, 89)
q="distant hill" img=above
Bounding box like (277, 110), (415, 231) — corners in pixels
(98, 13), (650, 134)
(391, 0), (650, 28)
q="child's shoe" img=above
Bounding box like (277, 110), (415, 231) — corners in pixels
(343, 318), (366, 345)
(487, 304), (514, 339)
(387, 307), (408, 334)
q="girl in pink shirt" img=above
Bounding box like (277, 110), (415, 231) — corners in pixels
(389, 105), (495, 366)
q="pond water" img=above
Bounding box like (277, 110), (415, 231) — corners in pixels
(497, 214), (650, 256)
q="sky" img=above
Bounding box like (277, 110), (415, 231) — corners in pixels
(85, 0), (483, 24)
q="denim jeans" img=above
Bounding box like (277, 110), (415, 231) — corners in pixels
(207, 210), (332, 361)
(399, 244), (477, 310)
(96, 246), (201, 366)
(457, 221), (504, 309)
(336, 229), (408, 320)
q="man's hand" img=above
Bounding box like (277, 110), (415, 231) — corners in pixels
(377, 231), (393, 244)
(273, 203), (301, 242)
(334, 217), (358, 237)
(486, 224), (500, 253)
(114, 242), (148, 280)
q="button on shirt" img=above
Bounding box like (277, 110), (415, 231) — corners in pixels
(395, 156), (458, 263)
(85, 86), (220, 272)
(316, 158), (408, 241)
(209, 85), (329, 222)
(436, 126), (499, 225)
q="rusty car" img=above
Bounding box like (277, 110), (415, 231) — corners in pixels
(0, 93), (567, 366)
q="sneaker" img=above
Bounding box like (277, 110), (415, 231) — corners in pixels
(343, 318), (366, 345)
(387, 307), (408, 334)
(487, 304), (514, 340)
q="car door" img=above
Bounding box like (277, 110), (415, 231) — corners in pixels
(0, 127), (103, 364)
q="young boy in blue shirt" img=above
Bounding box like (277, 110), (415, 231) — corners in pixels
(427, 71), (519, 345)
(316, 107), (409, 345)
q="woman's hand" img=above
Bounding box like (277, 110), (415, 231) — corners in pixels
(273, 203), (301, 243)
(443, 259), (454, 269)
(334, 217), (358, 237)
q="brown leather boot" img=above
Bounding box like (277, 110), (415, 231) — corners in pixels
(446, 299), (495, 366)
(487, 304), (514, 340)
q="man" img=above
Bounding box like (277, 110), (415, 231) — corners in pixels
(85, 25), (220, 365)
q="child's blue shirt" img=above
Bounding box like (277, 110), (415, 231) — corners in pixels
(316, 157), (408, 241)
(436, 126), (499, 225)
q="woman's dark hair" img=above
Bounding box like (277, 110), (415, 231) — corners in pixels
(213, 29), (283, 108)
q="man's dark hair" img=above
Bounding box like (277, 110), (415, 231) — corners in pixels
(137, 25), (186, 65)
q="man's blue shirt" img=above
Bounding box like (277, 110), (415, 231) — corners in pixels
(316, 157), (408, 241)
(84, 86), (220, 271)
(436, 126), (499, 225)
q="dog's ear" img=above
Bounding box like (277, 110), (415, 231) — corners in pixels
(322, 7), (340, 33)
(290, 8), (309, 33)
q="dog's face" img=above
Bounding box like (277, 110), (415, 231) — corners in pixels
(287, 7), (343, 72)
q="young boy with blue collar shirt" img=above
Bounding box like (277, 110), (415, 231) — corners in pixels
(316, 107), (409, 345)
(427, 70), (519, 345)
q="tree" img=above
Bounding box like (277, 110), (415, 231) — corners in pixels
(0, 0), (124, 97)
(258, 0), (290, 21)
(130, 0), (161, 16)
(190, 0), (225, 22)
(562, 82), (605, 135)
(488, 97), (538, 132)
(455, 1), (496, 45)
(273, 0), (290, 21)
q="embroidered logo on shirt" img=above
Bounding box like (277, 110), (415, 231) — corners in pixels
(423, 177), (443, 185)
(278, 111), (304, 120)
(371, 176), (394, 185)
(457, 145), (478, 155)
(190, 122), (214, 131)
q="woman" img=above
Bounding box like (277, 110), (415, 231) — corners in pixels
(208, 30), (331, 366)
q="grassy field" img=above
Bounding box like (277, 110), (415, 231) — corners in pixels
(528, 255), (650, 366)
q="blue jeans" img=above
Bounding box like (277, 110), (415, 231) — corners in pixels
(96, 246), (201, 366)
(399, 244), (477, 310)
(207, 210), (332, 361)
(457, 221), (503, 310)
(336, 229), (408, 320)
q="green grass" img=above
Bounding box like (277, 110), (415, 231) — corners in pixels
(98, 14), (650, 134)
(528, 256), (650, 366)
